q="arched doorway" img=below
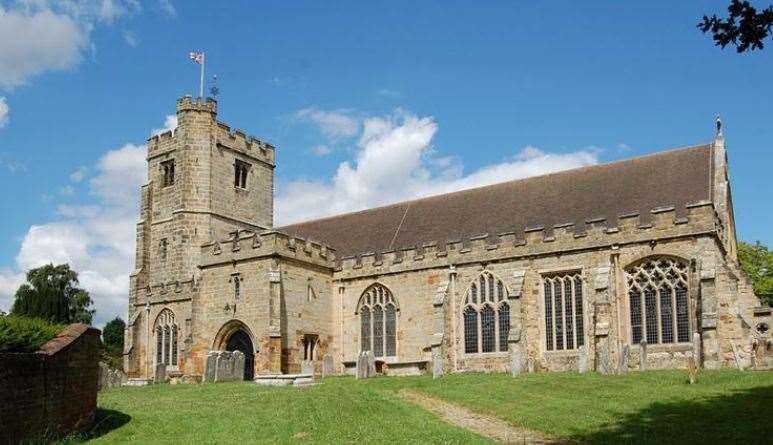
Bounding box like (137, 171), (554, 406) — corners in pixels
(225, 329), (255, 380)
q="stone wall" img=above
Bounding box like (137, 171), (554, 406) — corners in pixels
(0, 324), (101, 444)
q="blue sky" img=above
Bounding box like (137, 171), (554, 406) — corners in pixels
(0, 0), (771, 325)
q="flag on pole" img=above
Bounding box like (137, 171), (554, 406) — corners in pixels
(189, 51), (205, 98)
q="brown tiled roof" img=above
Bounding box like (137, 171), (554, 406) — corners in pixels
(278, 143), (714, 257)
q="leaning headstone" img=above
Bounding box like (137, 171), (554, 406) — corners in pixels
(233, 351), (246, 381)
(687, 356), (698, 384)
(692, 332), (701, 366)
(300, 360), (314, 375)
(578, 345), (589, 373)
(432, 348), (443, 379)
(366, 351), (376, 376)
(356, 352), (370, 379)
(154, 362), (167, 384)
(510, 347), (522, 377)
(321, 354), (334, 377)
(639, 340), (648, 371)
(618, 344), (629, 374)
(204, 351), (218, 382)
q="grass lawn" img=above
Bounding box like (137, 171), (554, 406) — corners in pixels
(71, 369), (773, 444)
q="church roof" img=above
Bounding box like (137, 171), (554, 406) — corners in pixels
(277, 143), (714, 258)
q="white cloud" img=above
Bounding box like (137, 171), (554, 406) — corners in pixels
(276, 109), (600, 225)
(158, 0), (175, 16)
(59, 185), (75, 196)
(151, 114), (177, 136)
(0, 113), (166, 326)
(0, 96), (8, 127)
(0, 1), (146, 90)
(123, 30), (138, 46)
(70, 166), (88, 182)
(310, 144), (331, 156)
(294, 107), (359, 139)
(0, 6), (87, 89)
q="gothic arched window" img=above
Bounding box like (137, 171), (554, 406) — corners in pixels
(358, 284), (398, 357)
(625, 257), (691, 345)
(543, 272), (585, 351)
(155, 309), (179, 367)
(462, 271), (509, 354)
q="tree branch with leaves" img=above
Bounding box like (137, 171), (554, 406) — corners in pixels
(699, 1), (773, 52)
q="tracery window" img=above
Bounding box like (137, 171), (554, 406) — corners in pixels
(543, 272), (584, 351)
(626, 257), (690, 345)
(155, 309), (179, 367)
(462, 271), (509, 354)
(358, 284), (398, 357)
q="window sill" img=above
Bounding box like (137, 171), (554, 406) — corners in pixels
(543, 349), (583, 357)
(463, 352), (509, 358)
(630, 342), (694, 353)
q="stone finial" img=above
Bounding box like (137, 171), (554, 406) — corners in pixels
(715, 114), (723, 138)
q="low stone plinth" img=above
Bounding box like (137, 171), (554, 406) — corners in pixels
(124, 378), (151, 386)
(254, 374), (314, 387)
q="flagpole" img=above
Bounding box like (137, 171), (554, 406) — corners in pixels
(199, 53), (205, 98)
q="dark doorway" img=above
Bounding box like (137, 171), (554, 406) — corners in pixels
(225, 329), (255, 380)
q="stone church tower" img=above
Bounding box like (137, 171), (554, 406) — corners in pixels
(125, 97), (276, 378)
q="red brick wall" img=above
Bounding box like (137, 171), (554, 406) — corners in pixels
(0, 324), (101, 444)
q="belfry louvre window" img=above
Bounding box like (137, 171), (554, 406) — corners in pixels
(358, 284), (398, 357)
(462, 272), (509, 354)
(161, 160), (175, 187)
(234, 160), (250, 188)
(626, 257), (690, 345)
(543, 272), (584, 351)
(154, 309), (179, 367)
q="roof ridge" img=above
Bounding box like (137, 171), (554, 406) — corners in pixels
(278, 141), (713, 229)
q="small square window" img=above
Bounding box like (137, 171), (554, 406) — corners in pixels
(161, 160), (175, 187)
(234, 160), (250, 189)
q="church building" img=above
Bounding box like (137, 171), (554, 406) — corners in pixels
(124, 96), (772, 381)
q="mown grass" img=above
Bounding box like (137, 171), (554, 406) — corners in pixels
(391, 369), (773, 445)
(75, 378), (490, 444)
(69, 369), (773, 444)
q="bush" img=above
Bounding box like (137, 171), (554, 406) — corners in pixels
(0, 315), (65, 353)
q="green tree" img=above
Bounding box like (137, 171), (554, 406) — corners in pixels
(10, 264), (95, 324)
(103, 317), (126, 354)
(738, 241), (773, 306)
(699, 1), (773, 52)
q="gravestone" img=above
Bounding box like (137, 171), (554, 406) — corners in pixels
(154, 362), (167, 384)
(527, 357), (535, 373)
(639, 340), (648, 370)
(692, 332), (701, 366)
(300, 360), (314, 375)
(215, 351), (236, 382)
(233, 351), (246, 381)
(578, 345), (589, 373)
(204, 351), (218, 382)
(510, 347), (522, 377)
(432, 348), (443, 379)
(366, 351), (376, 376)
(356, 352), (369, 379)
(321, 354), (335, 377)
(595, 342), (611, 375)
(618, 344), (629, 374)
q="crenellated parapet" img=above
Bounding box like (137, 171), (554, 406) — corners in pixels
(336, 201), (719, 278)
(199, 229), (336, 270)
(214, 121), (275, 167)
(176, 95), (217, 114)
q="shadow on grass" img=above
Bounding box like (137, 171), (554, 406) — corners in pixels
(571, 385), (773, 445)
(79, 408), (131, 441)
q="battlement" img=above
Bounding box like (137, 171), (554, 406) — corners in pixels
(199, 229), (336, 269)
(176, 95), (217, 114)
(336, 201), (720, 275)
(215, 122), (276, 166)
